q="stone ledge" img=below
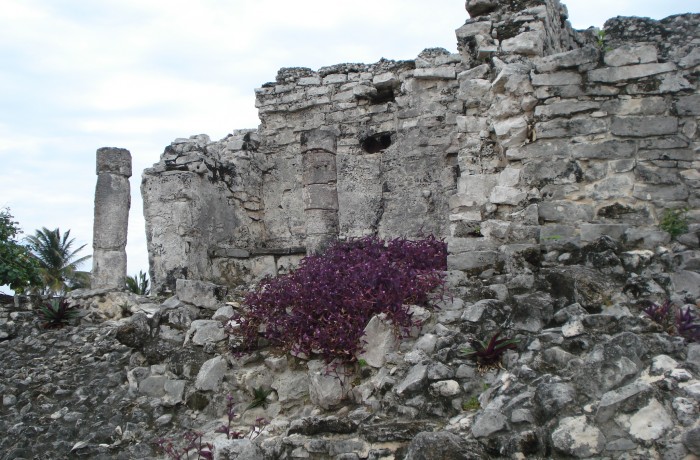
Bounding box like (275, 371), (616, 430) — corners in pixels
(210, 246), (307, 259)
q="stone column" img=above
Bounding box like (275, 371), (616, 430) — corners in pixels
(92, 147), (131, 289)
(300, 130), (339, 254)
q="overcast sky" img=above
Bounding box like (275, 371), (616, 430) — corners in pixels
(0, 0), (697, 293)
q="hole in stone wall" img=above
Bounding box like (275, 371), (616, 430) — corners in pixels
(369, 87), (395, 104)
(361, 133), (393, 153)
(242, 132), (260, 151)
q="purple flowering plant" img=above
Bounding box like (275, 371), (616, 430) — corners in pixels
(232, 235), (447, 363)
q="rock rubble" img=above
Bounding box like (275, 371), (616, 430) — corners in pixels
(2, 234), (700, 459)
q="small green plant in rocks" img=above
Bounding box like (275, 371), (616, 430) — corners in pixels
(659, 207), (689, 238)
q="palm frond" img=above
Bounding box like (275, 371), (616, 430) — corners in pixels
(25, 227), (91, 296)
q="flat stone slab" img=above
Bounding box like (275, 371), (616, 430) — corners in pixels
(176, 279), (227, 310)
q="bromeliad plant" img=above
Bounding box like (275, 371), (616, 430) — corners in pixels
(643, 299), (700, 342)
(676, 306), (700, 342)
(232, 235), (447, 364)
(642, 300), (675, 334)
(37, 298), (79, 328)
(460, 331), (520, 370)
(246, 386), (272, 411)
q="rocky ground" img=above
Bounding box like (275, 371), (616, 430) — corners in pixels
(1, 236), (700, 459)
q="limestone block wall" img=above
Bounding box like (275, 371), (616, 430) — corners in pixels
(254, 55), (458, 245)
(447, 3), (699, 273)
(142, 132), (268, 293)
(141, 0), (699, 291)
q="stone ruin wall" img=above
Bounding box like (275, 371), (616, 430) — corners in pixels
(142, 0), (700, 294)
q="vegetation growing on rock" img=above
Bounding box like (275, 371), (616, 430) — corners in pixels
(26, 227), (91, 297)
(232, 235), (447, 363)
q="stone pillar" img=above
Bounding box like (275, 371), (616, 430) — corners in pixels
(300, 130), (339, 254)
(92, 147), (131, 289)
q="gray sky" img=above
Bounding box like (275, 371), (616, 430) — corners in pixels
(1, 0), (697, 293)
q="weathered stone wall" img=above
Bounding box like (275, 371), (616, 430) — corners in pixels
(142, 0), (699, 293)
(142, 132), (271, 293)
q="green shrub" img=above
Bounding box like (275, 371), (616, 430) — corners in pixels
(0, 208), (41, 291)
(126, 270), (150, 295)
(659, 208), (688, 238)
(462, 396), (480, 411)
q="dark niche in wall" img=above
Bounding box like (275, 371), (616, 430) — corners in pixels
(369, 87), (396, 104)
(242, 132), (260, 151)
(361, 132), (393, 153)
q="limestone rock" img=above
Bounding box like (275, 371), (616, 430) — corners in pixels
(604, 44), (658, 67)
(535, 382), (576, 420)
(596, 381), (653, 423)
(176, 279), (228, 310)
(683, 426), (700, 455)
(211, 438), (264, 460)
(115, 313), (151, 349)
(471, 410), (507, 438)
(404, 431), (485, 459)
(616, 398), (673, 442)
(194, 356), (227, 391)
(395, 364), (428, 395)
(501, 31), (544, 56)
(465, 0), (498, 17)
(551, 416), (606, 458)
(308, 360), (350, 410)
(671, 271), (700, 298)
(272, 370), (310, 405)
(535, 45), (599, 72)
(357, 314), (398, 368)
(429, 380), (461, 397)
(588, 62), (676, 83)
(185, 320), (226, 346)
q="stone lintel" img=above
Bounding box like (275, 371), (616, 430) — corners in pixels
(301, 129), (337, 154)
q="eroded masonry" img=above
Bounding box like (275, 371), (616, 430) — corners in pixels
(141, 0), (699, 294)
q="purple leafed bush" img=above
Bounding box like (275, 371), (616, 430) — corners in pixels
(233, 235), (447, 363)
(642, 299), (700, 343)
(677, 306), (700, 342)
(642, 299), (673, 325)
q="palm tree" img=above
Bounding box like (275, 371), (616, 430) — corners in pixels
(25, 228), (91, 297)
(126, 270), (150, 295)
